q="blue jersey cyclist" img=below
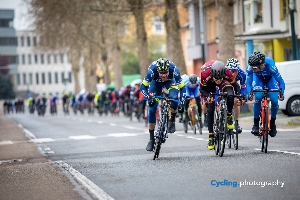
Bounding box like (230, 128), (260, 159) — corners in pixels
(140, 58), (186, 151)
(246, 52), (285, 137)
(225, 58), (247, 133)
(181, 74), (203, 127)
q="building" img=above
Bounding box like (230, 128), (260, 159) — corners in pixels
(185, 0), (300, 73)
(16, 30), (75, 98)
(0, 9), (18, 79)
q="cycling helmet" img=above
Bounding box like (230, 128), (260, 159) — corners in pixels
(211, 61), (226, 79)
(156, 58), (170, 73)
(189, 74), (197, 84)
(248, 52), (265, 66)
(226, 58), (240, 71)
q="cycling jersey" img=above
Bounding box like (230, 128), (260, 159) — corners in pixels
(227, 67), (247, 96)
(182, 75), (200, 97)
(140, 60), (185, 99)
(246, 57), (285, 119)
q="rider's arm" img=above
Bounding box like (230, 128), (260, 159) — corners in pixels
(238, 68), (247, 96)
(246, 65), (253, 97)
(268, 60), (285, 94)
(140, 65), (155, 98)
(173, 66), (186, 101)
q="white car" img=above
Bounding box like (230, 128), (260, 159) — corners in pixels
(276, 60), (300, 116)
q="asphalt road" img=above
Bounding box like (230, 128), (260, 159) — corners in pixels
(7, 109), (300, 200)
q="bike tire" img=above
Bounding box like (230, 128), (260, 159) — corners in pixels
(227, 130), (232, 149)
(260, 111), (264, 152)
(213, 111), (219, 155)
(263, 107), (269, 153)
(233, 114), (239, 150)
(219, 110), (227, 157)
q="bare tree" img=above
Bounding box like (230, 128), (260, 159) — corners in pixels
(216, 0), (235, 62)
(164, 0), (186, 74)
(126, 0), (149, 77)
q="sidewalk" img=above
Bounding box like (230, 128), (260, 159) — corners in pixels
(0, 106), (86, 200)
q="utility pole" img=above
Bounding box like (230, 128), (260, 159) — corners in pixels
(289, 0), (299, 60)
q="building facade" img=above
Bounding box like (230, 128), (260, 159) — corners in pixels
(16, 30), (75, 98)
(0, 9), (18, 78)
(185, 0), (300, 74)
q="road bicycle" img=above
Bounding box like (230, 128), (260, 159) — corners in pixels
(211, 92), (242, 157)
(226, 96), (244, 150)
(182, 96), (202, 134)
(251, 87), (282, 153)
(153, 96), (178, 160)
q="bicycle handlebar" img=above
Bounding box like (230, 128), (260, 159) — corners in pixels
(250, 88), (283, 97)
(155, 96), (179, 103)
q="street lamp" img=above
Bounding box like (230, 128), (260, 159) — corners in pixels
(289, 0), (299, 60)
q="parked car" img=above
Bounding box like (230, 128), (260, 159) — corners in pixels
(276, 60), (300, 116)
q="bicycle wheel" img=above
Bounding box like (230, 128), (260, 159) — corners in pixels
(233, 119), (238, 150)
(227, 130), (232, 149)
(183, 114), (188, 133)
(153, 121), (162, 160)
(263, 107), (269, 153)
(219, 110), (227, 157)
(213, 111), (219, 155)
(259, 110), (264, 152)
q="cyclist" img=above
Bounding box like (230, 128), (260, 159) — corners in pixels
(140, 58), (186, 151)
(246, 52), (285, 137)
(62, 93), (70, 112)
(225, 58), (247, 133)
(182, 74), (203, 127)
(200, 60), (236, 150)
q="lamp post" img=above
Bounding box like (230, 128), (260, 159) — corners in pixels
(289, 0), (299, 60)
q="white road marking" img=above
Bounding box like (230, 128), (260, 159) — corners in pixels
(0, 140), (14, 145)
(97, 121), (103, 124)
(254, 148), (300, 156)
(23, 128), (36, 139)
(123, 126), (138, 129)
(109, 123), (116, 126)
(31, 138), (55, 143)
(69, 135), (97, 140)
(107, 133), (138, 137)
(55, 161), (115, 200)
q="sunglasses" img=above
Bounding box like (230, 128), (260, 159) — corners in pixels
(159, 71), (168, 74)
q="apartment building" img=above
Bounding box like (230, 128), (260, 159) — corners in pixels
(0, 9), (18, 78)
(186, 0), (300, 73)
(16, 30), (75, 98)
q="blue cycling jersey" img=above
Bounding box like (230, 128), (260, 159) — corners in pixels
(182, 76), (200, 97)
(246, 57), (285, 95)
(235, 68), (247, 96)
(140, 61), (185, 98)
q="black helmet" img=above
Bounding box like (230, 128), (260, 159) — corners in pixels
(156, 58), (170, 73)
(248, 52), (265, 66)
(189, 74), (197, 84)
(211, 61), (226, 79)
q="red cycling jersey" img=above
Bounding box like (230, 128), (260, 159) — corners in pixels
(200, 60), (235, 87)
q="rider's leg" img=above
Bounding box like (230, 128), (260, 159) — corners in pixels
(222, 84), (234, 129)
(167, 82), (180, 134)
(234, 101), (242, 133)
(184, 99), (190, 122)
(251, 75), (264, 135)
(195, 96), (203, 127)
(268, 78), (280, 137)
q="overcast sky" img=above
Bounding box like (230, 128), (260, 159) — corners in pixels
(0, 0), (32, 30)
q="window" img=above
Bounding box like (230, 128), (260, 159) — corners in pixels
(23, 73), (27, 85)
(17, 74), (20, 85)
(33, 36), (37, 46)
(47, 54), (51, 64)
(253, 0), (263, 23)
(34, 54), (38, 64)
(42, 73), (45, 84)
(60, 54), (64, 63)
(48, 72), (52, 84)
(61, 72), (65, 83)
(27, 36), (31, 46)
(280, 0), (289, 20)
(36, 73), (39, 84)
(22, 54), (25, 65)
(20, 36), (24, 46)
(152, 16), (164, 34)
(54, 54), (57, 63)
(41, 54), (44, 64)
(28, 54), (32, 65)
(0, 38), (17, 45)
(68, 72), (72, 83)
(55, 72), (58, 84)
(0, 19), (13, 28)
(29, 73), (33, 84)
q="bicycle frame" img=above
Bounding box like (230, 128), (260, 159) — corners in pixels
(251, 87), (282, 153)
(153, 96), (178, 160)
